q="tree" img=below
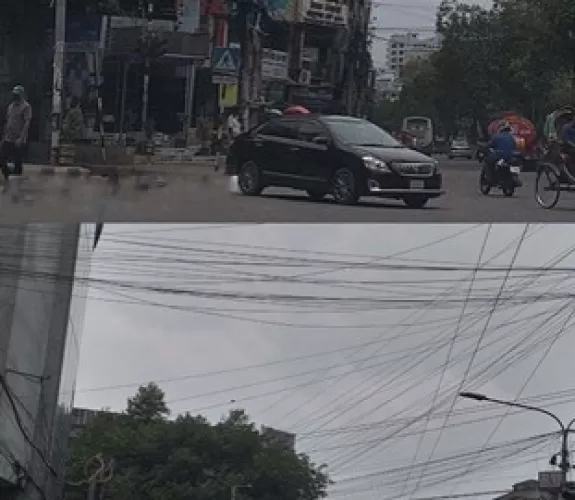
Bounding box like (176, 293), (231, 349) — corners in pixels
(126, 382), (170, 422)
(66, 384), (331, 500)
(376, 0), (575, 134)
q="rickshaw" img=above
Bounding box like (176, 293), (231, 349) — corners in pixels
(535, 108), (575, 209)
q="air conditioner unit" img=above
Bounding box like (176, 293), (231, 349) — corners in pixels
(298, 68), (311, 85)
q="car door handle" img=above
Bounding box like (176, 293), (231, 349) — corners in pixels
(254, 141), (263, 147)
(290, 146), (300, 151)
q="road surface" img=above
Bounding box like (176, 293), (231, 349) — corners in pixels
(2, 159), (575, 222)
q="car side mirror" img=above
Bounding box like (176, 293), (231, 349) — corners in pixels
(313, 136), (330, 145)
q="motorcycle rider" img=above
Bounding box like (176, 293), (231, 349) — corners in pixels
(484, 121), (517, 183)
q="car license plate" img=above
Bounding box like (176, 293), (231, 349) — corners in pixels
(510, 166), (520, 174)
(410, 180), (425, 190)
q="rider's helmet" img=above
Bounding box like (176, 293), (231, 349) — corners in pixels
(499, 121), (512, 133)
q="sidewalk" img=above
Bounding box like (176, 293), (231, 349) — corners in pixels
(23, 155), (222, 179)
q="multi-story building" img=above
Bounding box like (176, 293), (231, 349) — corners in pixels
(494, 479), (556, 500)
(386, 31), (441, 76)
(374, 70), (402, 102)
(0, 224), (99, 500)
(261, 426), (296, 451)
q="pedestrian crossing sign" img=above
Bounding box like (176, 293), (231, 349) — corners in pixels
(211, 47), (240, 75)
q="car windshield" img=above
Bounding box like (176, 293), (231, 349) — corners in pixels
(325, 119), (402, 148)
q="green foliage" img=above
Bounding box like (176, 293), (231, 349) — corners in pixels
(380, 0), (575, 134)
(126, 382), (170, 422)
(67, 384), (331, 500)
(62, 106), (86, 143)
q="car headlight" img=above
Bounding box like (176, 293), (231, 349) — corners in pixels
(362, 156), (390, 172)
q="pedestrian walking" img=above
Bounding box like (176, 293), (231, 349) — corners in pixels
(0, 85), (32, 188)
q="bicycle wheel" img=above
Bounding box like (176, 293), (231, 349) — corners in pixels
(564, 160), (575, 184)
(535, 165), (561, 209)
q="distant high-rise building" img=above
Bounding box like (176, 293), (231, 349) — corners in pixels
(261, 426), (296, 452)
(0, 224), (99, 500)
(386, 32), (442, 76)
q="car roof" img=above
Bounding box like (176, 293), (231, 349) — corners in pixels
(276, 114), (365, 122)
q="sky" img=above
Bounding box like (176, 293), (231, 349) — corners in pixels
(372, 0), (494, 69)
(74, 223), (575, 500)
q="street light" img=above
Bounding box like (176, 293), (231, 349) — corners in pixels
(459, 391), (575, 485)
(231, 484), (252, 500)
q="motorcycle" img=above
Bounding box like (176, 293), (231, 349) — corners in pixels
(480, 150), (523, 197)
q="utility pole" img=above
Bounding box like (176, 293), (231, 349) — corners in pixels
(50, 0), (67, 165)
(237, 0), (250, 130)
(460, 392), (574, 486)
(141, 0), (153, 133)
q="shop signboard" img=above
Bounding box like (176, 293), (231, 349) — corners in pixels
(261, 49), (288, 81)
(175, 0), (200, 33)
(201, 0), (228, 15)
(66, 15), (103, 52)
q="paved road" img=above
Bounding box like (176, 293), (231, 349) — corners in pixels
(2, 159), (575, 222)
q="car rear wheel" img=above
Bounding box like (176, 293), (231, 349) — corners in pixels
(307, 189), (328, 201)
(403, 194), (429, 208)
(331, 168), (360, 205)
(238, 161), (263, 196)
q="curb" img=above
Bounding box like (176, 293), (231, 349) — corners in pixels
(37, 166), (89, 177)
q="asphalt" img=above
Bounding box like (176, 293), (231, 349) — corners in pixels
(2, 158), (575, 222)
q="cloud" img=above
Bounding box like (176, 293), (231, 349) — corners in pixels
(75, 224), (575, 500)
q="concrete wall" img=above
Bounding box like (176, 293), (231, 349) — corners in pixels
(0, 224), (95, 500)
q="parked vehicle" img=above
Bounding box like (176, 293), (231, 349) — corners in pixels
(401, 116), (434, 155)
(227, 115), (445, 208)
(448, 138), (473, 159)
(480, 150), (523, 197)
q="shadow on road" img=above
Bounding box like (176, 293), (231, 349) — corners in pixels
(259, 193), (441, 211)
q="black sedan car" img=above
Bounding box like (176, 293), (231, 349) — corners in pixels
(226, 115), (444, 208)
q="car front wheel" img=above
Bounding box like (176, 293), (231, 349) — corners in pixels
(238, 160), (263, 196)
(307, 189), (328, 201)
(331, 168), (360, 205)
(403, 194), (429, 208)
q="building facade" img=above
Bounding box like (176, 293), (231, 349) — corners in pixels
(0, 224), (97, 500)
(386, 32), (441, 76)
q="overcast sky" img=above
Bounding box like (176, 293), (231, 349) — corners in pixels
(372, 0), (494, 68)
(74, 224), (575, 500)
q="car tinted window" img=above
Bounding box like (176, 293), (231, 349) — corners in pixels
(258, 119), (299, 139)
(298, 121), (327, 143)
(324, 118), (401, 147)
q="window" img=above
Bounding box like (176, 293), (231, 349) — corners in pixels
(324, 118), (401, 148)
(298, 121), (326, 143)
(258, 119), (299, 139)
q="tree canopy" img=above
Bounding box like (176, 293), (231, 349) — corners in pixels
(374, 0), (575, 135)
(66, 383), (331, 500)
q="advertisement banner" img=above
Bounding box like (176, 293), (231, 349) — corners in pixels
(261, 49), (289, 81)
(265, 0), (296, 21)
